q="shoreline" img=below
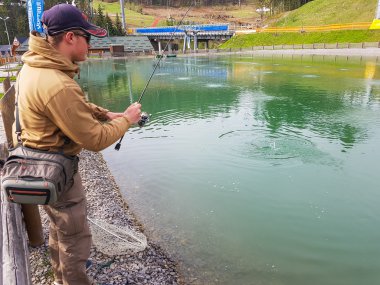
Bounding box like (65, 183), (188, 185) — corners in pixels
(84, 47), (380, 61)
(28, 149), (181, 285)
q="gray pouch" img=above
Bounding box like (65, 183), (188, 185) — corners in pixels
(1, 146), (78, 205)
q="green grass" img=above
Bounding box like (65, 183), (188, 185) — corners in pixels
(220, 30), (380, 48)
(274, 0), (377, 27)
(228, 6), (259, 19)
(0, 76), (17, 83)
(93, 0), (124, 14)
(93, 0), (163, 27)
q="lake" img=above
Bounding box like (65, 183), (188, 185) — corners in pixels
(78, 54), (380, 285)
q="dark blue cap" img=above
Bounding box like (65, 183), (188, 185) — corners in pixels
(41, 4), (107, 37)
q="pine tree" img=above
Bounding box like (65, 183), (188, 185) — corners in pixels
(95, 4), (106, 29)
(105, 13), (116, 36)
(115, 13), (125, 36)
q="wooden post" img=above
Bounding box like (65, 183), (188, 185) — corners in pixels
(0, 80), (44, 247)
(0, 84), (32, 283)
(21, 205), (44, 246)
(1, 80), (14, 148)
(1, 190), (32, 285)
(2, 78), (10, 98)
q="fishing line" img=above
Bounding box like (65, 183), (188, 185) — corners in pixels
(115, 3), (194, 151)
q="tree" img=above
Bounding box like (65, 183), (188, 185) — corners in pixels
(95, 4), (106, 29)
(0, 1), (30, 45)
(105, 13), (117, 36)
(115, 13), (125, 36)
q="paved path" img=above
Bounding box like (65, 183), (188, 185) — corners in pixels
(249, 48), (380, 57)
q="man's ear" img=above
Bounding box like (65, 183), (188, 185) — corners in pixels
(63, 31), (75, 44)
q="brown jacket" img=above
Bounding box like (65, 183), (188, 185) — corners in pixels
(14, 32), (130, 155)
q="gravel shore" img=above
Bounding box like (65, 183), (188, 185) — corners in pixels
(28, 149), (181, 285)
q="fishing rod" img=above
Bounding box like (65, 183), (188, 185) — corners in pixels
(115, 3), (194, 151)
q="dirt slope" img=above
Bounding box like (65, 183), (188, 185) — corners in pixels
(142, 4), (261, 26)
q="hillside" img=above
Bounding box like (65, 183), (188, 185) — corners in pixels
(274, 0), (377, 27)
(92, 0), (380, 48)
(220, 0), (380, 49)
(94, 0), (377, 28)
(93, 1), (261, 27)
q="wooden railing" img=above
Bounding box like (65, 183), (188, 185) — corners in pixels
(0, 56), (18, 66)
(0, 189), (32, 284)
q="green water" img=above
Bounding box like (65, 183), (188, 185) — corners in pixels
(78, 55), (380, 285)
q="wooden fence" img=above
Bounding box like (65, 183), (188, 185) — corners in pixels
(0, 56), (18, 66)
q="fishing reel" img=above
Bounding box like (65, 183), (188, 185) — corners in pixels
(115, 112), (150, 151)
(138, 112), (150, 127)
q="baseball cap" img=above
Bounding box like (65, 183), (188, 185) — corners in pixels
(41, 4), (107, 37)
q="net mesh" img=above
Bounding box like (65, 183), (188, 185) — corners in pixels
(88, 217), (147, 256)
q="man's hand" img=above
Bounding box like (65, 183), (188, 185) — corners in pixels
(106, 112), (124, 120)
(124, 102), (142, 125)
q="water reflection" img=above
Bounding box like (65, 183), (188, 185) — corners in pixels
(78, 56), (380, 154)
(230, 56), (380, 151)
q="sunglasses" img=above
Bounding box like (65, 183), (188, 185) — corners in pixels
(72, 32), (91, 44)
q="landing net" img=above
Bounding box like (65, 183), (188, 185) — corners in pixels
(88, 217), (147, 256)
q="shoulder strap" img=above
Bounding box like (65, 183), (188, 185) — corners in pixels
(15, 78), (22, 145)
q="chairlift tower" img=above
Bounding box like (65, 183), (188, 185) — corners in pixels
(120, 0), (127, 32)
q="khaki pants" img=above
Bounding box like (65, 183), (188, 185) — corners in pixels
(44, 173), (92, 285)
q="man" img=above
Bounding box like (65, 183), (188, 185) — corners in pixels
(15, 4), (142, 285)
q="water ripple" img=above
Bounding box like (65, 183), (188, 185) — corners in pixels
(218, 128), (333, 167)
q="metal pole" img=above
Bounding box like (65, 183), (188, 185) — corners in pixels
(0, 17), (11, 55)
(4, 22), (10, 55)
(0, 17), (11, 77)
(119, 0), (126, 32)
(194, 32), (198, 51)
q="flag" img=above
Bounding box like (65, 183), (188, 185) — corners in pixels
(27, 0), (44, 33)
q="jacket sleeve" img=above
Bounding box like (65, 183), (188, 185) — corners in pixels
(88, 102), (110, 121)
(44, 84), (131, 152)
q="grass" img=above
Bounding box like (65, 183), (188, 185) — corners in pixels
(220, 30), (380, 48)
(92, 0), (162, 27)
(274, 0), (377, 27)
(0, 76), (17, 83)
(93, 0), (125, 14)
(226, 5), (259, 19)
(221, 0), (380, 48)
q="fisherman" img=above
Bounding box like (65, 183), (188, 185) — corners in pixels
(15, 4), (142, 285)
